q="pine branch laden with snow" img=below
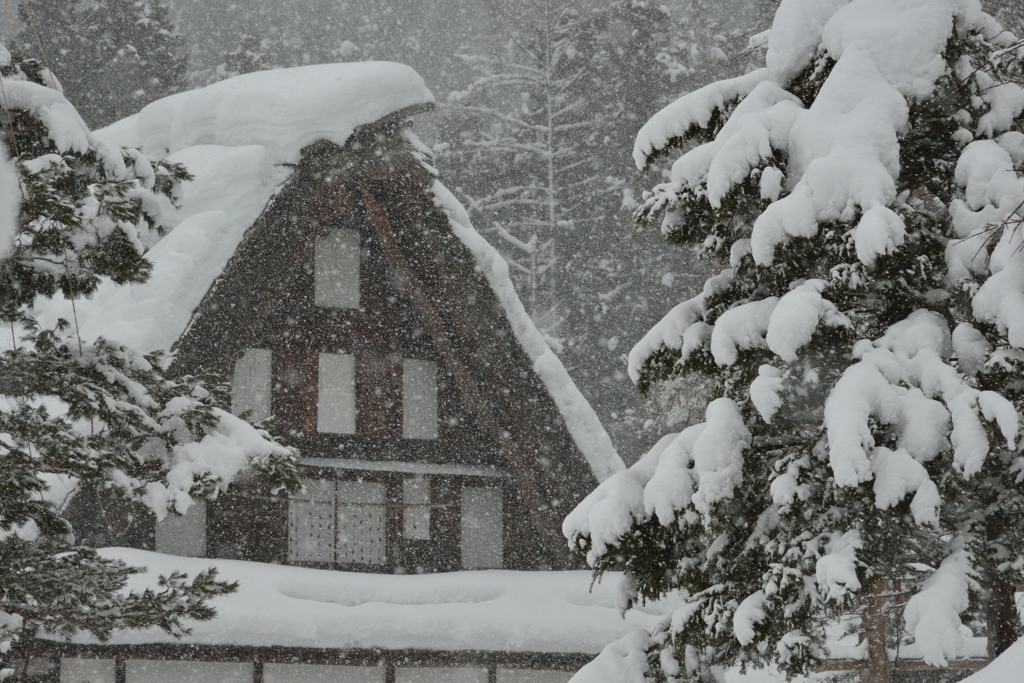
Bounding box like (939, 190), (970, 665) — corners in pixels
(0, 50), (299, 671)
(566, 1), (1024, 680)
(440, 0), (743, 351)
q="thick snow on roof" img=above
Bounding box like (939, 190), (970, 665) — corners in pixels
(430, 180), (625, 483)
(42, 63), (433, 354)
(41, 64), (622, 483)
(53, 549), (661, 653)
(99, 62), (434, 162)
(43, 144), (290, 353)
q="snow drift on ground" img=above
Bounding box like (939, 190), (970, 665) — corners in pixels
(51, 549), (663, 654)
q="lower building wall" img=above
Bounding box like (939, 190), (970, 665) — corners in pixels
(33, 644), (585, 683)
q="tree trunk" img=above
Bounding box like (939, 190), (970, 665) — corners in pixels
(987, 574), (1020, 659)
(862, 581), (890, 683)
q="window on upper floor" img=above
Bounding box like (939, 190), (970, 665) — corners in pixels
(231, 348), (272, 421)
(402, 358), (438, 440)
(314, 228), (360, 309)
(460, 485), (503, 569)
(318, 352), (357, 434)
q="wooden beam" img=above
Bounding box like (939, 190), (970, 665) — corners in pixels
(355, 184), (572, 568)
(818, 658), (988, 673)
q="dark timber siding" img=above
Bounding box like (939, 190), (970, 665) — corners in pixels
(67, 120), (599, 573)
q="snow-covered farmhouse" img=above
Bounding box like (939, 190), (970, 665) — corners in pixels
(32, 63), (646, 682)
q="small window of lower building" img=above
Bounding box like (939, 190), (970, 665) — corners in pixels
(497, 670), (574, 683)
(61, 658), (116, 683)
(264, 663), (385, 683)
(403, 477), (431, 541)
(125, 660), (252, 683)
(402, 359), (438, 439)
(395, 667), (488, 683)
(460, 485), (504, 569)
(318, 353), (356, 434)
(231, 348), (272, 421)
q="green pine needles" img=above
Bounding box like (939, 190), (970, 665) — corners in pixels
(0, 49), (298, 677)
(567, 2), (1024, 681)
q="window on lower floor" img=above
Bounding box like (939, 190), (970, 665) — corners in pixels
(154, 500), (206, 557)
(460, 485), (504, 569)
(402, 477), (431, 541)
(288, 479), (336, 564)
(288, 478), (386, 567)
(335, 480), (387, 566)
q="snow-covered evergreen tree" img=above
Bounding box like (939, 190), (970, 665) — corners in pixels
(441, 0), (751, 454)
(565, 1), (1024, 679)
(558, 0), (745, 458)
(0, 49), (297, 676)
(14, 0), (187, 127)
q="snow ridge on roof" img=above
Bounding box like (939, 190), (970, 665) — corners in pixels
(99, 62), (434, 162)
(42, 145), (290, 353)
(429, 179), (626, 483)
(45, 63), (434, 354)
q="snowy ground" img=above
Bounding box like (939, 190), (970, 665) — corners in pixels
(43, 549), (988, 682)
(51, 549), (665, 654)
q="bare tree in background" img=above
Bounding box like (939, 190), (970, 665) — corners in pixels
(443, 0), (598, 344)
(13, 0), (186, 127)
(988, 0), (1024, 36)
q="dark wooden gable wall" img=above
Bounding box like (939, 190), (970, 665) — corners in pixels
(169, 144), (495, 469)
(167, 123), (597, 570)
